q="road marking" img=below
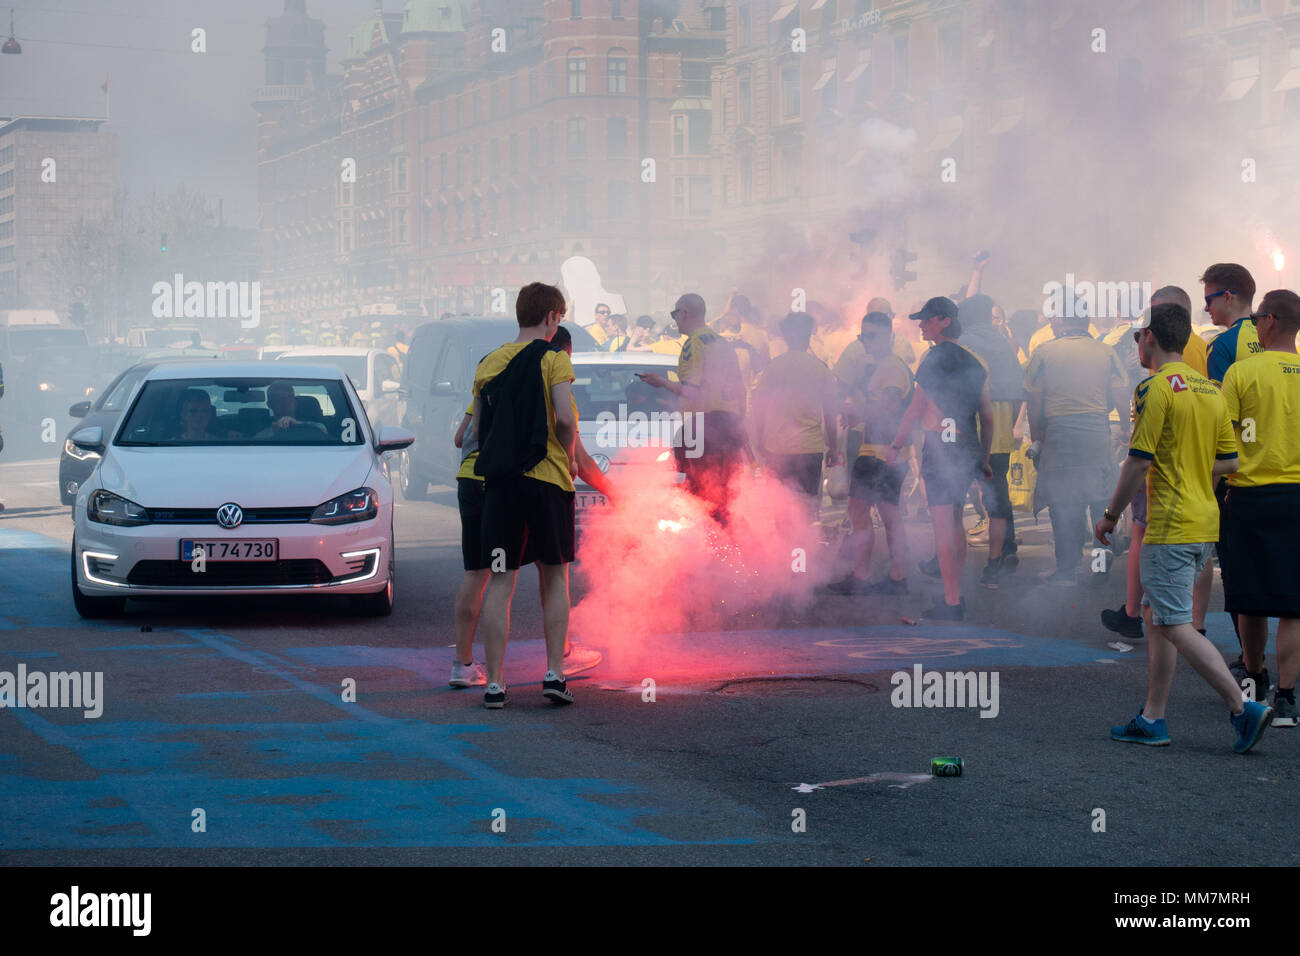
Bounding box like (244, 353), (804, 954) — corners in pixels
(794, 773), (933, 793)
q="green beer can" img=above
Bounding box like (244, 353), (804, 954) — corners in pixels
(931, 757), (963, 777)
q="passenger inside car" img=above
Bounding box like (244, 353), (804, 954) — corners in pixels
(256, 381), (327, 439)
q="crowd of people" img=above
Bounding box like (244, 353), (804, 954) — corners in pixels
(444, 263), (1297, 753)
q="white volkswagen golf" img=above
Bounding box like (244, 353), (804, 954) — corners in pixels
(68, 362), (414, 618)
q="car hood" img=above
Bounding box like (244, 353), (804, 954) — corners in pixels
(95, 445), (376, 508)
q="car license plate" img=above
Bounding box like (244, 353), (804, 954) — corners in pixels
(180, 539), (278, 561)
(576, 492), (608, 509)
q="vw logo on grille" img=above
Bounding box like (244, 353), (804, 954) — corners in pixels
(216, 503), (244, 529)
(592, 453), (610, 474)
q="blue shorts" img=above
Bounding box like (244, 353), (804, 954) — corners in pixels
(1140, 541), (1213, 627)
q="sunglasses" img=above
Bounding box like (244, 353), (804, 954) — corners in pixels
(1204, 290), (1233, 308)
(595, 309), (610, 316)
(670, 308), (684, 318)
(1248, 312), (1273, 322)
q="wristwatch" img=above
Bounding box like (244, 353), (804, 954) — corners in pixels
(1103, 508), (1120, 522)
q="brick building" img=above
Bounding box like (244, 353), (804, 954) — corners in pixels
(0, 116), (116, 312)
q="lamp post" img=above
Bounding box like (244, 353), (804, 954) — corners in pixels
(2, 9), (21, 54)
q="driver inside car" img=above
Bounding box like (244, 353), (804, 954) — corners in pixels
(256, 381), (326, 438)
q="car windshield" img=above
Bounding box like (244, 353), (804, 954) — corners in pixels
(115, 377), (364, 446)
(282, 354), (368, 389)
(7, 327), (89, 356)
(571, 363), (680, 419)
(99, 367), (150, 412)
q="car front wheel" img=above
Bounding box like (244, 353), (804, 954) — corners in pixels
(397, 449), (431, 501)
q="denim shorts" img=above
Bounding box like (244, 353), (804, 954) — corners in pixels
(1140, 541), (1213, 627)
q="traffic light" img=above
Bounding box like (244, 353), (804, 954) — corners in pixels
(160, 232), (168, 253)
(891, 248), (918, 288)
(68, 301), (86, 326)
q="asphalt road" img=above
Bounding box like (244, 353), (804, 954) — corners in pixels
(0, 451), (1295, 867)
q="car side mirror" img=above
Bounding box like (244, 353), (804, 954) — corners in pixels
(431, 380), (457, 397)
(376, 425), (415, 453)
(70, 425), (104, 451)
(68, 401), (92, 418)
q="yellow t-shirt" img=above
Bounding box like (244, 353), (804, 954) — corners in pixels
(1221, 350), (1300, 487)
(472, 342), (576, 492)
(1028, 322), (1101, 357)
(857, 353), (914, 459)
(1207, 316), (1262, 385)
(1129, 362), (1237, 544)
(754, 349), (835, 454)
(1024, 332), (1127, 419)
(650, 338), (682, 356)
(588, 324), (609, 347)
(988, 401), (1016, 456)
(678, 328), (744, 415)
(455, 400), (480, 482)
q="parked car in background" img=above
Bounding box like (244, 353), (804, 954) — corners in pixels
(276, 347), (401, 435)
(394, 317), (597, 499)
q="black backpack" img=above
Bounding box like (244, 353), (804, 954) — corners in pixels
(474, 340), (551, 483)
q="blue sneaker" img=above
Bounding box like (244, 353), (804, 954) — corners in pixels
(1230, 699), (1273, 754)
(1111, 709), (1171, 746)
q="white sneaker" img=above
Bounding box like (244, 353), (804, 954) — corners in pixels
(449, 660), (486, 688)
(562, 643), (603, 676)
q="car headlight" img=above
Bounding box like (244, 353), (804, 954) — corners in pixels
(64, 438), (102, 462)
(39, 382), (53, 392)
(88, 490), (151, 526)
(311, 487), (378, 525)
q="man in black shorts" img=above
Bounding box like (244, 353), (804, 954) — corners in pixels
(472, 282), (579, 709)
(829, 311), (914, 594)
(887, 297), (993, 620)
(1220, 288), (1300, 725)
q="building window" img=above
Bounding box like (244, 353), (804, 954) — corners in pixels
(340, 220), (353, 253)
(509, 76), (518, 111)
(455, 96), (463, 128)
(939, 21), (962, 85)
(780, 144), (802, 197)
(689, 111), (712, 153)
(546, 122), (555, 165)
(340, 178), (353, 205)
(473, 143), (481, 181)
(474, 91), (481, 124)
(689, 176), (711, 216)
(529, 128), (540, 166)
(571, 0), (582, 17)
(608, 56), (628, 93)
(682, 60), (710, 96)
(510, 132), (519, 173)
(1184, 0), (1204, 27)
(566, 182), (588, 228)
(893, 32), (910, 91)
(1232, 0), (1260, 14)
(612, 0), (623, 18)
(781, 63), (801, 119)
(394, 156), (408, 192)
(608, 180), (628, 219)
(423, 156), (432, 193)
(394, 208), (408, 244)
(673, 177), (685, 217)
(567, 117), (587, 159)
(607, 116), (628, 157)
(568, 56), (588, 94)
(815, 58), (838, 111)
(739, 154), (752, 201)
(673, 115), (686, 155)
(440, 152), (447, 186)
(490, 139), (500, 177)
(738, 65), (751, 123)
(529, 70), (538, 104)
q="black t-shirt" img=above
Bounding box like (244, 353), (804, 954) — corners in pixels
(915, 341), (986, 453)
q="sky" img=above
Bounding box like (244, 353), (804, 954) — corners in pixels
(0, 0), (378, 226)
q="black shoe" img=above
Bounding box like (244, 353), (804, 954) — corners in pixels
(863, 576), (908, 595)
(918, 556), (941, 579)
(827, 574), (867, 595)
(923, 600), (964, 621)
(1242, 669), (1271, 703)
(542, 676), (574, 705)
(1228, 655), (1248, 683)
(1100, 604), (1143, 640)
(483, 683), (507, 709)
(979, 558), (1002, 590)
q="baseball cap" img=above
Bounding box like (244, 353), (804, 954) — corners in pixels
(909, 296), (959, 322)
